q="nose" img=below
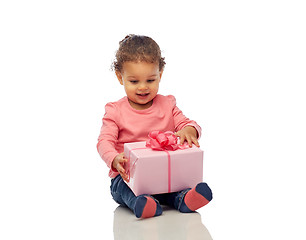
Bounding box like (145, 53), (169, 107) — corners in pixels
(138, 82), (148, 91)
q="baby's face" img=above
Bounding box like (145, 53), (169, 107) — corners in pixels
(116, 61), (163, 110)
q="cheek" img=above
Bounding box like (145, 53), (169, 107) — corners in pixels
(152, 82), (160, 91)
(124, 84), (135, 93)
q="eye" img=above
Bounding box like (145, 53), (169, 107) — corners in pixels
(147, 79), (155, 83)
(129, 80), (138, 84)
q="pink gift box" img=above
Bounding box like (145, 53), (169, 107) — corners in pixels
(124, 141), (203, 196)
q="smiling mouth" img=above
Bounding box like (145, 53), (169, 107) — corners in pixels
(137, 93), (150, 97)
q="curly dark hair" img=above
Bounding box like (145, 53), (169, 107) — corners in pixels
(112, 34), (166, 72)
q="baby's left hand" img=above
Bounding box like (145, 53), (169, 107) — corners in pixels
(175, 126), (200, 148)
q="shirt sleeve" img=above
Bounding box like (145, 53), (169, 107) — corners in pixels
(97, 102), (120, 174)
(169, 95), (202, 139)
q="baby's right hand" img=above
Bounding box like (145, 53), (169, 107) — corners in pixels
(112, 153), (129, 182)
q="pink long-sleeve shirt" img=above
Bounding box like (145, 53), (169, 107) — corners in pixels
(97, 94), (202, 178)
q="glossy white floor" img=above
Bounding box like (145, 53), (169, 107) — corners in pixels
(1, 1), (306, 239)
(113, 206), (212, 240)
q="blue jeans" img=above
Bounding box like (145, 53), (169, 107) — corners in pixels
(110, 175), (190, 211)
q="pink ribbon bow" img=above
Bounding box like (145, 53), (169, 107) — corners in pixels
(146, 131), (189, 151)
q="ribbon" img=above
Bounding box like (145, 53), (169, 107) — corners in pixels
(146, 131), (189, 192)
(126, 131), (189, 193)
(146, 130), (189, 151)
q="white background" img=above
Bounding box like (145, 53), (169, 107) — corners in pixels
(1, 0), (305, 239)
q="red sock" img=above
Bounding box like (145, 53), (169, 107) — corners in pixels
(135, 196), (158, 219)
(184, 183), (212, 211)
(141, 197), (157, 218)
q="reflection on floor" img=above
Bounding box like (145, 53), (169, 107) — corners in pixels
(113, 206), (212, 240)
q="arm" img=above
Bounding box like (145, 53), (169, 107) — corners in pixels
(171, 99), (202, 147)
(97, 102), (130, 180)
(97, 103), (121, 175)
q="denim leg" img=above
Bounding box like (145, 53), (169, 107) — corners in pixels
(172, 188), (191, 210)
(110, 175), (137, 211)
(153, 188), (190, 210)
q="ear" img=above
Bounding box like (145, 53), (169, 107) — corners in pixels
(115, 71), (123, 85)
(159, 70), (163, 81)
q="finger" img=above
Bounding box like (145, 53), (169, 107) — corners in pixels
(116, 163), (126, 173)
(186, 135), (193, 147)
(122, 173), (129, 182)
(118, 170), (128, 181)
(118, 167), (129, 182)
(120, 157), (129, 170)
(192, 137), (200, 147)
(179, 135), (186, 145)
